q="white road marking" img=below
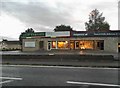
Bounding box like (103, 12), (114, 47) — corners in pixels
(0, 77), (23, 85)
(0, 77), (22, 80)
(0, 80), (14, 84)
(66, 81), (120, 87)
(2, 65), (118, 70)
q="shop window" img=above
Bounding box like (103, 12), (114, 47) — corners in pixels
(57, 41), (68, 49)
(64, 41), (69, 48)
(97, 42), (100, 47)
(79, 41), (93, 49)
(58, 41), (64, 48)
(70, 42), (74, 49)
(100, 42), (104, 50)
(52, 41), (56, 48)
(118, 43), (120, 52)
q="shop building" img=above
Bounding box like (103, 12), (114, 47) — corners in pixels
(21, 30), (120, 53)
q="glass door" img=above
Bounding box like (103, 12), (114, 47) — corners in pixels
(47, 42), (51, 50)
(75, 41), (79, 49)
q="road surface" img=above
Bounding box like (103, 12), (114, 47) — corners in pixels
(1, 65), (119, 88)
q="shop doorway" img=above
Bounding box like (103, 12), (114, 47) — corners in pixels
(100, 42), (104, 50)
(75, 41), (79, 49)
(47, 42), (51, 50)
(97, 41), (104, 50)
(39, 41), (44, 50)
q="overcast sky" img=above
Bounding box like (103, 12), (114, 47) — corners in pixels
(0, 0), (119, 40)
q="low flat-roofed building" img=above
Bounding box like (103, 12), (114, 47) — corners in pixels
(0, 40), (21, 51)
(21, 30), (120, 53)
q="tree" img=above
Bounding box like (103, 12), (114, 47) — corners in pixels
(25, 28), (34, 33)
(2, 39), (8, 42)
(85, 9), (110, 32)
(19, 33), (23, 45)
(19, 28), (35, 45)
(54, 24), (73, 32)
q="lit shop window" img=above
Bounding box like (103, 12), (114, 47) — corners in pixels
(79, 41), (93, 49)
(118, 43), (120, 47)
(70, 43), (74, 49)
(57, 41), (64, 48)
(57, 41), (69, 49)
(52, 41), (56, 48)
(70, 41), (74, 49)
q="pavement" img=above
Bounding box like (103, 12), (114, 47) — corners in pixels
(1, 65), (119, 87)
(2, 58), (119, 68)
(1, 50), (120, 68)
(1, 50), (120, 59)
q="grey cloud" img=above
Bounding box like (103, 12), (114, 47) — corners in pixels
(1, 1), (76, 31)
(89, 1), (117, 11)
(1, 0), (117, 32)
(118, 1), (120, 30)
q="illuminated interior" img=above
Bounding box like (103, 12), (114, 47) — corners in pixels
(70, 42), (74, 49)
(79, 41), (93, 49)
(57, 41), (69, 49)
(52, 41), (56, 48)
(118, 43), (120, 47)
(51, 40), (94, 49)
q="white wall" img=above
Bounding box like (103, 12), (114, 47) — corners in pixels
(46, 31), (70, 37)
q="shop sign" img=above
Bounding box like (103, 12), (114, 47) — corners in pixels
(21, 32), (45, 38)
(72, 32), (120, 37)
(94, 33), (119, 36)
(73, 33), (88, 36)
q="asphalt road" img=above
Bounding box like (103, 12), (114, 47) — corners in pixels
(1, 65), (120, 88)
